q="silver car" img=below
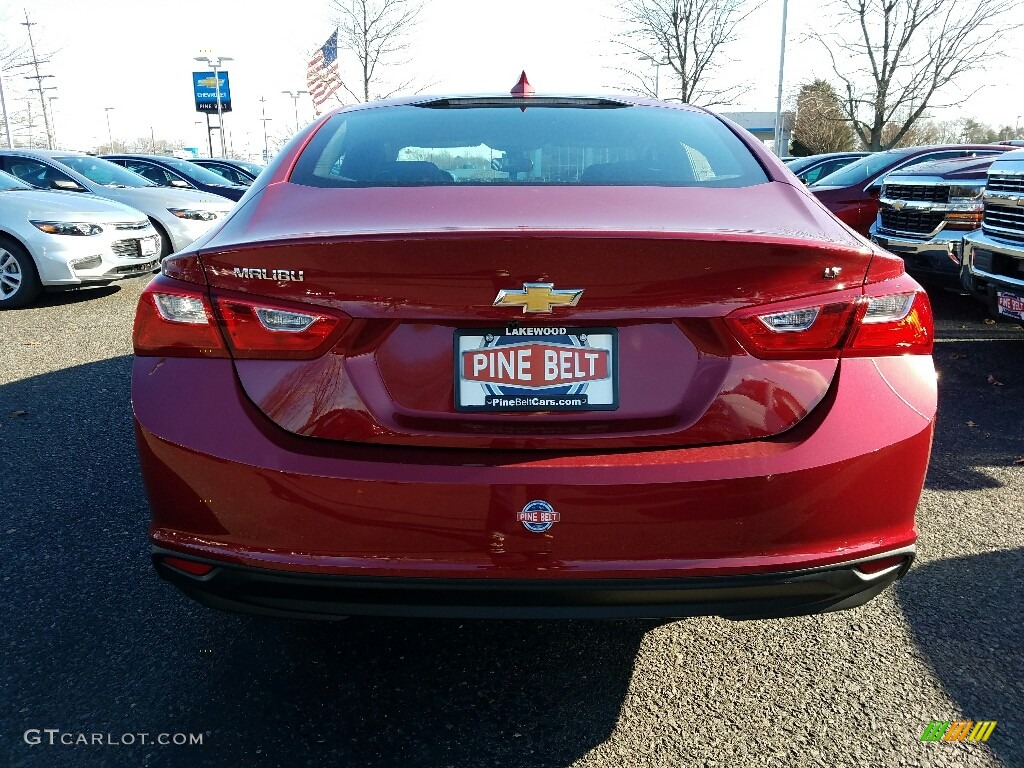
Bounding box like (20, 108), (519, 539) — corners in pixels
(0, 170), (160, 308)
(0, 150), (234, 257)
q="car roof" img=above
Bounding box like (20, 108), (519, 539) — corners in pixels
(0, 148), (88, 158)
(104, 154), (183, 161)
(317, 92), (708, 116)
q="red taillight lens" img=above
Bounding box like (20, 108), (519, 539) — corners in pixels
(212, 294), (350, 359)
(726, 299), (860, 358)
(726, 276), (933, 359)
(846, 289), (933, 355)
(856, 555), (907, 575)
(133, 276), (229, 358)
(163, 557), (215, 576)
(134, 276), (351, 360)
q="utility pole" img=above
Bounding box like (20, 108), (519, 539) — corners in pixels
(0, 71), (12, 148)
(21, 10), (54, 150)
(48, 95), (58, 148)
(104, 106), (115, 152)
(773, 0), (789, 157)
(259, 96), (272, 163)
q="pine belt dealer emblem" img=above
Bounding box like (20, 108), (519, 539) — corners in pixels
(518, 500), (560, 533)
(493, 283), (583, 313)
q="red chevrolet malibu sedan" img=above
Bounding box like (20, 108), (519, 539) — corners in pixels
(132, 83), (936, 620)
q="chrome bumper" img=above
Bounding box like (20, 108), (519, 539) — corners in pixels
(870, 226), (964, 282)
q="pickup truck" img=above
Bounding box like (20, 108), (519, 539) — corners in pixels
(810, 144), (1005, 236)
(962, 148), (1024, 323)
(869, 155), (998, 287)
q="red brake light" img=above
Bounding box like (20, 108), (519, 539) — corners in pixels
(846, 289), (933, 356)
(212, 294), (350, 359)
(133, 276), (228, 358)
(163, 557), (215, 576)
(134, 277), (352, 360)
(725, 271), (933, 359)
(160, 252), (207, 285)
(725, 299), (860, 358)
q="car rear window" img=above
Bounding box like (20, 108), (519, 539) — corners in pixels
(289, 101), (768, 188)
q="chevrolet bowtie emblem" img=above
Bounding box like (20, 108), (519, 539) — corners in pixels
(891, 200), (906, 211)
(493, 283), (583, 313)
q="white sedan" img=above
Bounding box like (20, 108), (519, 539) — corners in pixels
(0, 170), (160, 308)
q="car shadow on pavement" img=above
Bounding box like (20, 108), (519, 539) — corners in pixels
(925, 291), (1024, 492)
(6, 284), (123, 311)
(895, 548), (1023, 765)
(2, 356), (646, 768)
(209, 616), (648, 767)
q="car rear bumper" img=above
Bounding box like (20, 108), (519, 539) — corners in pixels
(153, 546), (915, 620)
(134, 354), (935, 617)
(870, 227), (963, 284)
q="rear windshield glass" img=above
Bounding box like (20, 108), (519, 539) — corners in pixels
(290, 102), (768, 188)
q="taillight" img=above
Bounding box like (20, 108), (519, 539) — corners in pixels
(133, 276), (229, 358)
(212, 294), (349, 359)
(725, 270), (933, 359)
(846, 289), (933, 356)
(135, 274), (351, 360)
(726, 297), (860, 358)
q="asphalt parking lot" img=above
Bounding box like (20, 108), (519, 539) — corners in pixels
(2, 277), (1022, 768)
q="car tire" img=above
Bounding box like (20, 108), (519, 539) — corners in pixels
(0, 237), (42, 309)
(149, 219), (173, 259)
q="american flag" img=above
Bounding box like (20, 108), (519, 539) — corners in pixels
(306, 30), (343, 113)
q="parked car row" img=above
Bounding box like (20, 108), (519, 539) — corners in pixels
(789, 144), (1022, 323)
(0, 150), (257, 308)
(784, 152), (869, 185)
(805, 144), (1007, 235)
(101, 154), (250, 201)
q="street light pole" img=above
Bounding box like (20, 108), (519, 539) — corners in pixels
(281, 90), (308, 134)
(259, 96), (272, 163)
(195, 54), (232, 158)
(773, 0), (790, 157)
(0, 72), (13, 149)
(104, 106), (115, 152)
(48, 95), (58, 148)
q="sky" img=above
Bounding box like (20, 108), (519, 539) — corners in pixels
(2, 0), (1023, 160)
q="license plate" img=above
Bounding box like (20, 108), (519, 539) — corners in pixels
(140, 236), (158, 257)
(455, 326), (618, 412)
(997, 291), (1024, 321)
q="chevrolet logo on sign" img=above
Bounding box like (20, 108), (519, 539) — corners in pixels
(493, 283), (583, 313)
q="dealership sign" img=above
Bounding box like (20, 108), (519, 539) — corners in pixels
(193, 71), (232, 113)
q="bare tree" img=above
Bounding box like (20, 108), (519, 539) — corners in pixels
(612, 0), (755, 105)
(812, 0), (1019, 151)
(330, 0), (423, 103)
(791, 79), (857, 154)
